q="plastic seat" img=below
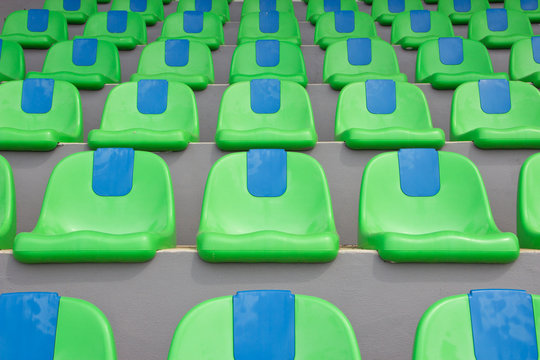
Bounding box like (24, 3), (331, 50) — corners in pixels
(168, 290), (361, 359)
(82, 11), (147, 50)
(197, 149), (338, 263)
(159, 11), (224, 50)
(0, 156), (15, 249)
(177, 0), (230, 24)
(371, 0), (424, 25)
(1, 10), (68, 49)
(0, 40), (25, 82)
(438, 0), (489, 24)
(509, 37), (540, 87)
(229, 40), (308, 86)
(306, 0), (360, 25)
(323, 38), (407, 90)
(451, 80), (540, 148)
(0, 292), (117, 360)
(110, 0), (164, 26)
(391, 10), (454, 49)
(518, 153), (540, 248)
(416, 37), (508, 89)
(238, 11), (301, 46)
(414, 289), (540, 360)
(359, 148), (519, 263)
(336, 80), (445, 149)
(241, 0), (294, 17)
(43, 0), (98, 24)
(314, 11), (378, 49)
(0, 79), (82, 151)
(216, 80), (316, 150)
(505, 0), (540, 23)
(88, 80), (198, 151)
(468, 9), (533, 48)
(131, 39), (214, 90)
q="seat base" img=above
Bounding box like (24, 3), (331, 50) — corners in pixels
(0, 129), (62, 151)
(157, 36), (223, 50)
(27, 71), (118, 90)
(512, 72), (540, 88)
(88, 129), (194, 151)
(215, 128), (317, 151)
(394, 35), (441, 50)
(0, 34), (56, 49)
(419, 72), (508, 90)
(454, 127), (540, 149)
(375, 14), (398, 26)
(449, 13), (473, 24)
(83, 35), (143, 50)
(480, 35), (531, 49)
(339, 128), (445, 150)
(229, 74), (308, 87)
(130, 73), (211, 91)
(326, 73), (408, 90)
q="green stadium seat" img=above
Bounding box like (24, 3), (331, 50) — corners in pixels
(510, 36), (540, 87)
(0, 40), (25, 81)
(167, 290), (361, 360)
(323, 38), (407, 90)
(416, 37), (508, 89)
(13, 148), (176, 263)
(1, 10), (68, 49)
(468, 9), (533, 48)
(314, 11), (378, 49)
(177, 0), (230, 24)
(451, 80), (540, 148)
(359, 148), (519, 263)
(216, 79), (316, 150)
(27, 39), (121, 90)
(414, 289), (540, 360)
(238, 11), (301, 46)
(0, 156), (14, 249)
(518, 153), (540, 248)
(336, 80), (445, 149)
(438, 0), (489, 24)
(0, 292), (117, 360)
(82, 11), (147, 50)
(0, 79), (82, 151)
(241, 0), (294, 17)
(371, 0), (424, 25)
(306, 0), (360, 25)
(391, 10), (454, 49)
(131, 39), (214, 90)
(229, 40), (308, 86)
(159, 11), (224, 50)
(99, 0), (111, 3)
(197, 149), (339, 262)
(43, 0), (97, 24)
(88, 80), (198, 151)
(505, 0), (540, 23)
(110, 0), (164, 26)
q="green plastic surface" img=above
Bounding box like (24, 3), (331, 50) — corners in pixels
(229, 41), (308, 86)
(167, 294), (361, 359)
(371, 0), (423, 25)
(469, 9), (533, 48)
(241, 0), (294, 16)
(451, 80), (540, 148)
(88, 81), (199, 151)
(0, 40), (25, 81)
(506, 0), (540, 22)
(197, 151), (339, 263)
(358, 151), (519, 263)
(83, 12), (147, 50)
(54, 297), (117, 360)
(159, 12), (224, 50)
(391, 11), (454, 49)
(26, 39), (121, 90)
(1, 10), (68, 49)
(177, 0), (230, 24)
(323, 38), (407, 90)
(517, 153), (540, 248)
(306, 0), (360, 24)
(335, 82), (445, 149)
(0, 156), (15, 249)
(130, 40), (214, 90)
(510, 37), (540, 87)
(238, 12), (301, 46)
(314, 12), (378, 49)
(13, 150), (176, 263)
(438, 0), (489, 24)
(216, 80), (316, 150)
(110, 0), (164, 25)
(43, 0), (97, 24)
(416, 38), (508, 89)
(99, 0), (111, 3)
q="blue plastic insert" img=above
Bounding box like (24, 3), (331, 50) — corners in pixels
(0, 292), (60, 360)
(165, 39), (189, 67)
(335, 11), (355, 33)
(107, 11), (128, 33)
(233, 290), (295, 360)
(398, 148), (440, 197)
(324, 0), (341, 12)
(439, 37), (463, 65)
(388, 0), (405, 13)
(479, 79), (511, 114)
(247, 149), (287, 197)
(130, 0), (147, 12)
(137, 80), (168, 115)
(521, 0), (538, 11)
(410, 10), (430, 33)
(64, 0), (81, 11)
(256, 40), (280, 67)
(347, 38), (372, 66)
(532, 37), (540, 64)
(27, 9), (49, 33)
(469, 289), (538, 360)
(72, 38), (98, 66)
(92, 148), (135, 197)
(184, 11), (204, 33)
(454, 0), (471, 12)
(21, 79), (55, 114)
(259, 11), (279, 33)
(260, 0), (277, 11)
(366, 80), (396, 114)
(195, 0), (212, 12)
(487, 9), (508, 32)
(250, 79), (281, 114)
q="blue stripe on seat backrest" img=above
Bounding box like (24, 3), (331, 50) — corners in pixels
(398, 148), (440, 197)
(256, 40), (280, 67)
(532, 37), (540, 64)
(195, 0), (212, 12)
(21, 79), (55, 114)
(63, 0), (81, 11)
(130, 0), (148, 12)
(478, 79), (511, 114)
(324, 0), (341, 12)
(107, 11), (128, 33)
(438, 37), (463, 65)
(347, 38), (372, 66)
(250, 79), (281, 114)
(165, 39), (189, 67)
(388, 0), (405, 13)
(260, 0), (277, 11)
(487, 9), (508, 32)
(247, 149), (287, 197)
(366, 80), (396, 114)
(184, 11), (204, 33)
(27, 9), (49, 33)
(335, 11), (355, 33)
(259, 11), (279, 33)
(92, 148), (135, 197)
(454, 0), (471, 12)
(72, 38), (98, 66)
(410, 10), (430, 33)
(521, 0), (538, 10)
(137, 80), (168, 115)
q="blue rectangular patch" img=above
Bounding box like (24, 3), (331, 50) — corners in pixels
(184, 11), (204, 33)
(410, 10), (430, 33)
(521, 0), (538, 10)
(92, 148), (134, 197)
(487, 9), (508, 32)
(347, 38), (372, 66)
(479, 79), (511, 114)
(438, 37), (463, 65)
(195, 0), (212, 12)
(398, 148), (440, 197)
(469, 289), (538, 360)
(454, 0), (471, 12)
(0, 292), (60, 360)
(165, 39), (189, 67)
(324, 0), (341, 12)
(366, 80), (396, 114)
(260, 0), (277, 11)
(137, 80), (168, 115)
(107, 11), (128, 33)
(256, 40), (280, 67)
(233, 290), (295, 360)
(335, 11), (355, 33)
(63, 0), (81, 11)
(533, 37), (540, 64)
(130, 0), (147, 12)
(21, 79), (55, 114)
(247, 149), (287, 197)
(72, 38), (98, 66)
(259, 11), (279, 34)
(388, 0), (405, 13)
(27, 9), (49, 33)
(250, 79), (280, 114)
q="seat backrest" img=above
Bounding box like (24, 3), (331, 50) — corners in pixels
(160, 11), (224, 48)
(110, 0), (164, 24)
(510, 36), (540, 81)
(468, 9), (533, 43)
(83, 11), (147, 46)
(306, 0), (360, 24)
(0, 39), (26, 81)
(43, 0), (98, 24)
(371, 0), (424, 24)
(505, 0), (540, 19)
(437, 0), (489, 23)
(315, 11), (377, 48)
(391, 10), (454, 48)
(1, 10), (68, 48)
(518, 153), (540, 248)
(238, 11), (301, 45)
(241, 0), (295, 17)
(176, 0), (230, 23)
